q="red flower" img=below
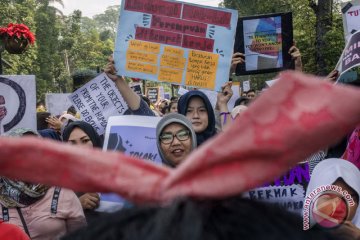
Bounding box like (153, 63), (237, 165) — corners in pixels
(0, 23), (36, 44)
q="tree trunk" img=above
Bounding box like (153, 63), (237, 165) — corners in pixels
(314, 0), (333, 76)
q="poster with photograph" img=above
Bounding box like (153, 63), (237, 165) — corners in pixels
(114, 0), (238, 91)
(0, 75), (36, 135)
(336, 30), (360, 85)
(341, 0), (360, 42)
(234, 12), (293, 75)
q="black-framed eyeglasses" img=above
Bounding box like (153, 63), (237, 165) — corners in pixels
(159, 129), (190, 144)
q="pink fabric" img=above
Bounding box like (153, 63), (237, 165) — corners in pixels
(0, 187), (86, 240)
(1, 71), (360, 204)
(343, 126), (360, 169)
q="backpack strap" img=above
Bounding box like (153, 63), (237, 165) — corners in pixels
(51, 187), (61, 214)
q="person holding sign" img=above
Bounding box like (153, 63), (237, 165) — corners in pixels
(156, 113), (197, 167)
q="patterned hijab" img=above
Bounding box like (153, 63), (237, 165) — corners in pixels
(0, 128), (49, 208)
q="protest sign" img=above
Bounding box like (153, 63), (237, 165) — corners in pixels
(114, 0), (238, 91)
(69, 73), (129, 135)
(243, 80), (250, 92)
(234, 12), (293, 75)
(341, 0), (360, 41)
(336, 30), (360, 85)
(146, 87), (159, 103)
(45, 93), (72, 116)
(98, 115), (162, 212)
(243, 162), (310, 215)
(0, 75), (36, 135)
(129, 82), (143, 95)
(178, 86), (189, 96)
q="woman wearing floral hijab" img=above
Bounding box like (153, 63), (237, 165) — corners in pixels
(0, 128), (86, 240)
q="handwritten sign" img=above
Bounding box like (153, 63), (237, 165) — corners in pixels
(0, 76), (36, 135)
(45, 93), (72, 116)
(146, 87), (159, 103)
(234, 12), (293, 75)
(244, 162), (310, 215)
(68, 73), (129, 135)
(337, 30), (360, 85)
(341, 0), (360, 41)
(114, 0), (238, 91)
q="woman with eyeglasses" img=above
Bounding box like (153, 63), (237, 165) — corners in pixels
(156, 113), (197, 167)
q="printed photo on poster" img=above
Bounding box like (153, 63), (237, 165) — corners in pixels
(114, 0), (238, 91)
(98, 115), (161, 212)
(234, 12), (293, 75)
(0, 76), (36, 135)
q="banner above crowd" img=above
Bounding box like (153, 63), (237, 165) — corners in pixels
(234, 12), (293, 75)
(0, 75), (36, 135)
(114, 0), (238, 91)
(341, 0), (360, 42)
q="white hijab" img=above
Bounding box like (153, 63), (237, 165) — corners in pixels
(306, 158), (360, 228)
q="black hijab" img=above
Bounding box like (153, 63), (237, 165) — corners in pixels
(177, 90), (216, 146)
(62, 121), (103, 148)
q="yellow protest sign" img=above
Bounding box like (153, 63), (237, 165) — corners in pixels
(185, 50), (218, 89)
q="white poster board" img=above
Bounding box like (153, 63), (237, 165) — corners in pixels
(0, 75), (36, 135)
(243, 80), (251, 92)
(114, 0), (238, 91)
(46, 93), (72, 116)
(69, 73), (129, 135)
(342, 0), (360, 41)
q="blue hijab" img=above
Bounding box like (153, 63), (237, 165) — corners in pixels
(177, 90), (216, 146)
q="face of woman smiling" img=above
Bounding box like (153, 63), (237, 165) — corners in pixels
(160, 123), (192, 166)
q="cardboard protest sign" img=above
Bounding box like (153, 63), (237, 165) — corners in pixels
(336, 30), (360, 85)
(146, 87), (159, 103)
(341, 0), (360, 41)
(69, 73), (129, 135)
(45, 93), (72, 116)
(114, 0), (238, 91)
(0, 76), (36, 135)
(243, 162), (310, 215)
(234, 12), (293, 75)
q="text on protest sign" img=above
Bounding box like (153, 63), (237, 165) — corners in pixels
(114, 0), (238, 91)
(341, 0), (360, 41)
(244, 162), (310, 215)
(341, 30), (360, 73)
(0, 75), (36, 135)
(69, 73), (129, 135)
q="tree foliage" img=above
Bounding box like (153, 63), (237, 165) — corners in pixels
(0, 1), (118, 100)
